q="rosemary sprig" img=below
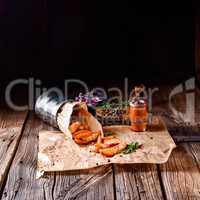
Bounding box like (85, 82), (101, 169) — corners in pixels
(123, 142), (140, 154)
(97, 101), (129, 109)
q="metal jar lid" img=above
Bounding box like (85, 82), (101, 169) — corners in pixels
(35, 90), (67, 128)
(129, 99), (146, 107)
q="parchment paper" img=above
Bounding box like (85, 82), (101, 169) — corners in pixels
(57, 102), (103, 139)
(37, 116), (176, 178)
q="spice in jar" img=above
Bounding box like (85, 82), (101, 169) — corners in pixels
(129, 85), (148, 132)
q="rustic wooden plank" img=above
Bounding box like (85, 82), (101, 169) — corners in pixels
(1, 113), (114, 200)
(152, 84), (200, 142)
(188, 142), (200, 170)
(159, 143), (200, 199)
(53, 165), (113, 200)
(114, 164), (164, 200)
(0, 109), (28, 191)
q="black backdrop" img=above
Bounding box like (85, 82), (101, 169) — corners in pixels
(0, 1), (195, 87)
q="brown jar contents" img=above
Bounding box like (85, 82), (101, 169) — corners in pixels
(129, 101), (148, 131)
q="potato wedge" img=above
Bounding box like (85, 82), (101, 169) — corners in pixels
(69, 121), (81, 134)
(99, 142), (127, 157)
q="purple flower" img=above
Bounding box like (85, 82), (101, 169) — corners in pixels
(75, 92), (103, 106)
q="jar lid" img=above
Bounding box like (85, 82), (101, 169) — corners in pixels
(129, 84), (146, 106)
(130, 99), (146, 107)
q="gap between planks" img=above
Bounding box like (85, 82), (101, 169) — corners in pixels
(113, 163), (165, 200)
(2, 109), (200, 200)
(0, 109), (29, 196)
(159, 143), (200, 200)
(1, 112), (115, 200)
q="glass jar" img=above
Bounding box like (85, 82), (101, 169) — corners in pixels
(129, 98), (148, 132)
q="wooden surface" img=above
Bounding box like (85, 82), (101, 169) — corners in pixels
(159, 143), (200, 199)
(114, 164), (164, 200)
(0, 109), (28, 190)
(1, 113), (114, 200)
(0, 84), (200, 200)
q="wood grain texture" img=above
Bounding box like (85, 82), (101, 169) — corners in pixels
(152, 84), (200, 142)
(189, 142), (200, 165)
(159, 143), (200, 200)
(0, 109), (28, 190)
(2, 84), (200, 200)
(1, 113), (114, 200)
(114, 164), (164, 200)
(52, 166), (114, 200)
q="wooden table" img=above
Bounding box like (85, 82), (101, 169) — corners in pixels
(0, 84), (200, 200)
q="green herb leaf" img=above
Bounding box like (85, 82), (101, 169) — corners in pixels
(123, 142), (140, 154)
(97, 101), (129, 109)
(121, 101), (129, 107)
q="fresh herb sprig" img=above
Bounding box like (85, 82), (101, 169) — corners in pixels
(123, 142), (140, 154)
(97, 101), (129, 109)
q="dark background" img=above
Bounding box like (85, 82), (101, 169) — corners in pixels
(0, 1), (195, 89)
